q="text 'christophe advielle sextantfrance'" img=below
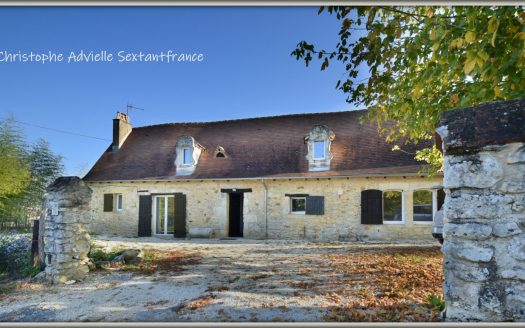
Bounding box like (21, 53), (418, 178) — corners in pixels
(0, 50), (205, 64)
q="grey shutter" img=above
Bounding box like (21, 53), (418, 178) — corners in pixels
(361, 190), (383, 224)
(173, 193), (187, 238)
(437, 189), (445, 211)
(138, 196), (152, 237)
(305, 196), (324, 215)
(103, 194), (113, 212)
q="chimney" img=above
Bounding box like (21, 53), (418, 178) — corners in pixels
(112, 112), (132, 152)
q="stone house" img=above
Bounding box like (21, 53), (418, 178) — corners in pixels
(83, 110), (443, 241)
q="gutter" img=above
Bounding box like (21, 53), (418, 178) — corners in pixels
(262, 180), (268, 239)
(84, 172), (441, 184)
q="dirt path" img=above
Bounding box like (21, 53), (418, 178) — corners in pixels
(0, 236), (440, 322)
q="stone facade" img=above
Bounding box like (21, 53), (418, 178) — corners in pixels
(86, 175), (441, 241)
(43, 177), (93, 284)
(437, 99), (525, 321)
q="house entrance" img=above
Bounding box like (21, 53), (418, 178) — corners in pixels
(153, 195), (175, 235)
(228, 193), (244, 237)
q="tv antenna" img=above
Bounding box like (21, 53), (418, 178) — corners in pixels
(126, 102), (145, 116)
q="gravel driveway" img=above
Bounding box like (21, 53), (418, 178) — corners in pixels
(0, 236), (439, 322)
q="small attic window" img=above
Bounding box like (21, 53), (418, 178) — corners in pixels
(214, 146), (227, 158)
(313, 141), (326, 160)
(183, 148), (192, 165)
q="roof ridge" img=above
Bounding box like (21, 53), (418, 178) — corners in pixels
(134, 108), (368, 129)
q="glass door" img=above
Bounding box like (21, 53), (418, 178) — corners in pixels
(154, 195), (175, 235)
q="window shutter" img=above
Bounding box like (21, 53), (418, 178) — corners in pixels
(138, 195), (152, 237)
(305, 196), (324, 215)
(103, 194), (113, 212)
(361, 190), (383, 224)
(173, 193), (187, 238)
(437, 189), (445, 211)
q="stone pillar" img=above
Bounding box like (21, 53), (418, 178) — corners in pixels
(437, 98), (525, 321)
(43, 177), (93, 284)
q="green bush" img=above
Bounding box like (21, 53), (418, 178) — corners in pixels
(88, 247), (122, 262)
(0, 233), (34, 280)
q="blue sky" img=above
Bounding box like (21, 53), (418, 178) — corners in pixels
(0, 6), (364, 176)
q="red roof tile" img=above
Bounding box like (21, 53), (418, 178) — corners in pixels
(83, 110), (432, 181)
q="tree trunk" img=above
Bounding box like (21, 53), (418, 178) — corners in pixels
(38, 197), (48, 270)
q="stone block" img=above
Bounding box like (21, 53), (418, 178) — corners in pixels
(445, 192), (514, 220)
(493, 222), (522, 238)
(445, 241), (494, 262)
(500, 269), (525, 281)
(479, 287), (502, 314)
(443, 222), (492, 240)
(444, 259), (491, 282)
(507, 144), (525, 164)
(444, 154), (503, 189)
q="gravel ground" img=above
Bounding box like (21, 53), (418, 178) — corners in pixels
(0, 236), (438, 322)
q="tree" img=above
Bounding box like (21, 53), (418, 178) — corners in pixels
(0, 120), (64, 230)
(0, 118), (30, 204)
(292, 6), (525, 173)
(24, 139), (64, 215)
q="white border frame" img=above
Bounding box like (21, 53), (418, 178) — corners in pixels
(115, 193), (123, 212)
(412, 189), (436, 225)
(152, 195), (175, 235)
(290, 196), (306, 215)
(382, 190), (405, 225)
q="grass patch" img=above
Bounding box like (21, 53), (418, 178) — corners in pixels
(427, 294), (445, 312)
(88, 245), (200, 275)
(89, 248), (123, 262)
(121, 249), (200, 275)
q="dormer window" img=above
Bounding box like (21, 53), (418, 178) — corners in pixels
(214, 146), (228, 158)
(305, 125), (335, 172)
(313, 141), (326, 160)
(175, 136), (204, 176)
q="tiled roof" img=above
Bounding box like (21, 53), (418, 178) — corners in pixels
(83, 110), (432, 181)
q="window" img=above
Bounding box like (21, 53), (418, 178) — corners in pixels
(313, 141), (326, 160)
(383, 191), (404, 223)
(183, 148), (192, 165)
(154, 195), (175, 235)
(214, 146), (227, 158)
(288, 195), (325, 215)
(413, 190), (433, 222)
(116, 194), (123, 212)
(291, 197), (306, 214)
(175, 135), (204, 176)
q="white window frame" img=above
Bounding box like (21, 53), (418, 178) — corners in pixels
(382, 190), (405, 225)
(290, 196), (306, 215)
(152, 195), (175, 235)
(313, 140), (326, 160)
(413, 189), (436, 225)
(182, 148), (192, 165)
(115, 193), (123, 212)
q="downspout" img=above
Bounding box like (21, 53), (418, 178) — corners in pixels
(262, 180), (268, 239)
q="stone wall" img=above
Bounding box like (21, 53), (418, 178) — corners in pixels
(43, 177), (93, 284)
(86, 175), (442, 241)
(437, 99), (525, 321)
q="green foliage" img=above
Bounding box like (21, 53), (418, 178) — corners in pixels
(292, 6), (525, 172)
(427, 294), (445, 311)
(0, 119), (30, 202)
(0, 233), (33, 279)
(0, 118), (64, 230)
(88, 247), (123, 262)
